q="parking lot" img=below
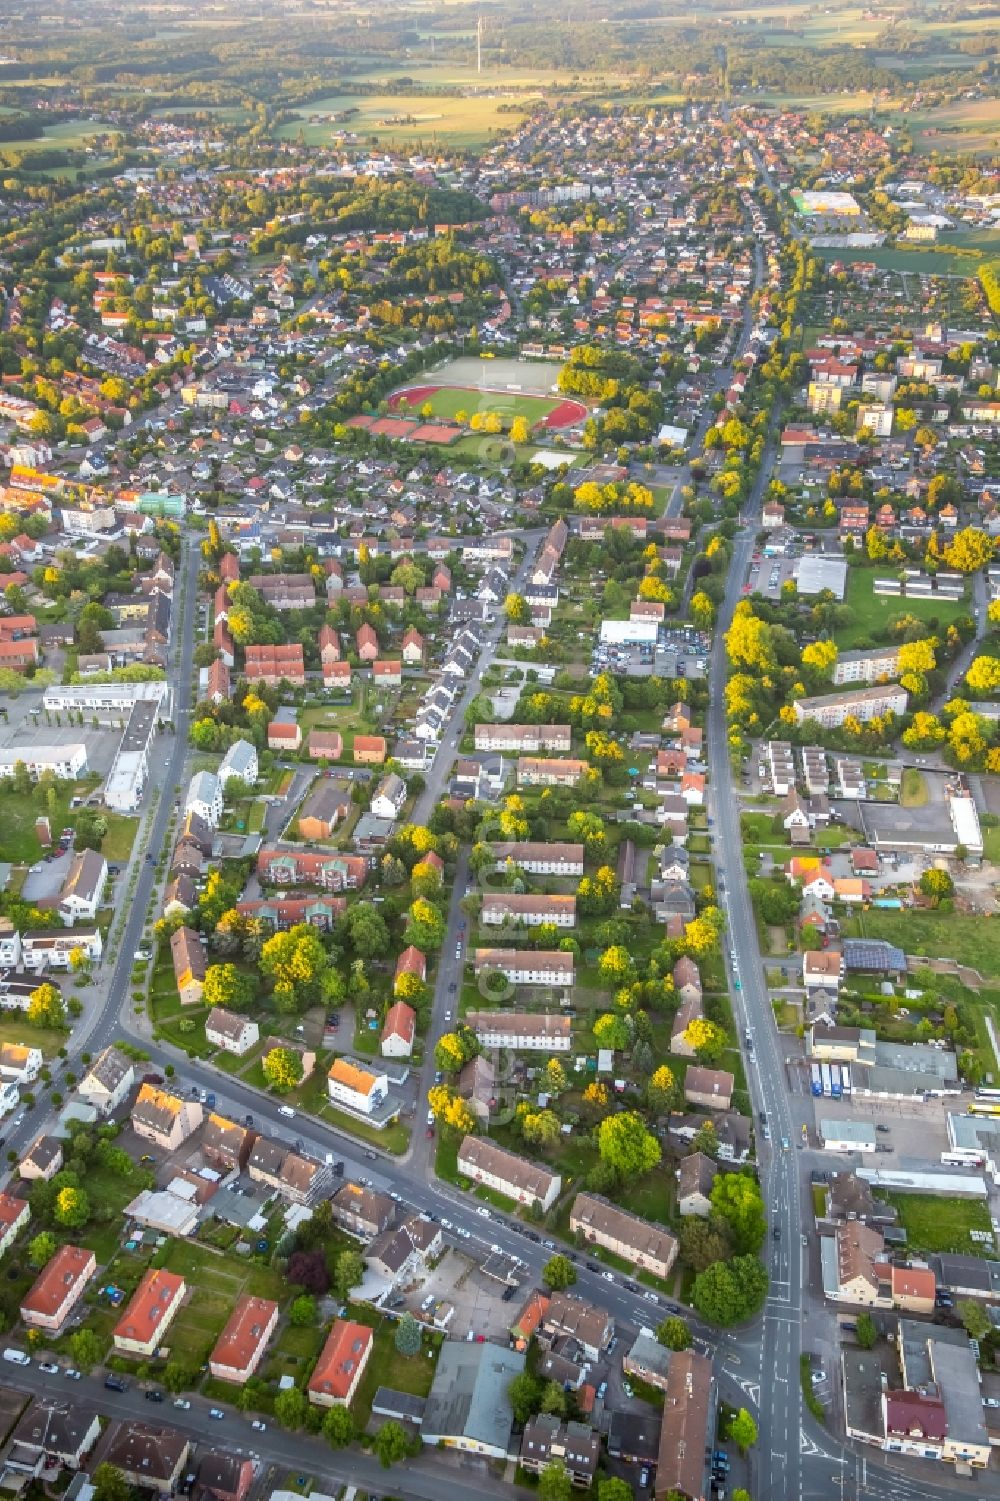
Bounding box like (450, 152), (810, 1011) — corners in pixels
(0, 703), (122, 778)
(402, 1245), (523, 1342)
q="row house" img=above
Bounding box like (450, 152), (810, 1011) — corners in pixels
(257, 849), (368, 892)
(457, 1135), (561, 1212)
(473, 948), (575, 987)
(465, 1011), (572, 1051)
(480, 892), (576, 929)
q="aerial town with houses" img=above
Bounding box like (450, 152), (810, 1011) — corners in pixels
(0, 5), (994, 1501)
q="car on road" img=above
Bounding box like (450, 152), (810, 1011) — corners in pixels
(434, 1071), (443, 1084)
(876, 1124), (890, 1134)
(448, 981), (456, 992)
(38, 1362), (59, 1374)
(251, 1419), (267, 1430)
(603, 1271), (615, 1282)
(457, 1227), (471, 1239)
(278, 1105), (295, 1119)
(772, 1226), (780, 1240)
(105, 1376), (127, 1392)
(810, 1371), (826, 1386)
(173, 1399), (190, 1410)
(209, 1409), (225, 1420)
(425, 1126), (434, 1139)
(639, 1468), (649, 1489)
(64, 1369), (81, 1381)
(622, 1381), (634, 1398)
(426, 1109), (435, 1126)
(444, 1010), (452, 1022)
(477, 1206), (491, 1219)
(145, 1390), (164, 1402)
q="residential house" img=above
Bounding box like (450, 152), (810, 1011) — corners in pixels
(371, 772), (407, 821)
(520, 1417), (600, 1488)
(201, 1114), (255, 1174)
(170, 926), (207, 1006)
(655, 1351), (714, 1501)
(393, 944), (426, 993)
(569, 1193), (678, 1279)
(112, 1269), (186, 1356)
(244, 644), (305, 687)
(543, 1290), (612, 1362)
(353, 735), (387, 765)
(804, 949), (845, 992)
(489, 842), (584, 877)
(247, 1138), (330, 1205)
(0, 1044), (42, 1084)
(208, 1296), (279, 1384)
(684, 1066), (734, 1111)
(195, 1451), (255, 1501)
(381, 1001), (416, 1058)
(218, 739), (257, 787)
(458, 1055), (496, 1124)
(465, 1012), (572, 1052)
(0, 1192), (29, 1257)
(307, 730), (343, 762)
(185, 770), (222, 828)
(517, 757), (587, 788)
(475, 724), (571, 753)
(327, 1058), (390, 1116)
(20, 1245), (95, 1333)
(480, 893), (576, 929)
(457, 1136), (561, 1212)
(473, 949), (574, 987)
(56, 849), (106, 925)
(257, 849), (369, 891)
(131, 1085), (204, 1151)
(205, 1008), (259, 1057)
(672, 956), (702, 1007)
(77, 1045), (134, 1116)
(267, 720), (301, 754)
(18, 1135), (63, 1183)
(297, 782), (350, 841)
(678, 1152), (718, 1217)
(4, 1398), (101, 1475)
(330, 1181), (394, 1239)
(96, 1423), (189, 1496)
(307, 1320), (373, 1407)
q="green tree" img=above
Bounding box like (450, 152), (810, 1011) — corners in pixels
(710, 1173), (767, 1254)
(394, 1312), (423, 1356)
(162, 1362), (195, 1393)
(27, 1231), (55, 1269)
(657, 1316), (691, 1351)
(692, 1254), (768, 1326)
(53, 1186), (90, 1229)
(597, 1110), (661, 1179)
(288, 1294), (317, 1327)
(958, 1298), (991, 1341)
(26, 982), (66, 1029)
(262, 1045), (304, 1093)
(728, 1408), (758, 1453)
(202, 962), (255, 1012)
(92, 1465), (130, 1501)
(539, 1459), (573, 1501)
(322, 1404), (355, 1448)
(542, 1254), (577, 1292)
(855, 1312), (877, 1351)
(274, 1387), (308, 1429)
(373, 1419), (409, 1468)
(69, 1326), (103, 1370)
(333, 1248), (365, 1302)
(509, 1370), (543, 1423)
(598, 1481), (634, 1501)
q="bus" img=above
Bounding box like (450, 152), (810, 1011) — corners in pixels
(810, 1065), (823, 1097)
(841, 1066), (852, 1096)
(969, 1101), (1000, 1117)
(975, 1088), (1000, 1101)
(830, 1065), (843, 1101)
(820, 1063), (832, 1098)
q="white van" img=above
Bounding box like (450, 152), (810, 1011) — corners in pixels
(3, 1348), (29, 1365)
(278, 1106), (296, 1119)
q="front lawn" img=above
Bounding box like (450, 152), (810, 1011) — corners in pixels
(841, 909), (1000, 976)
(350, 1313), (440, 1428)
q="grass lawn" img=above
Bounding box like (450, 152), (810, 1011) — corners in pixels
(841, 909), (1000, 976)
(390, 384), (563, 427)
(900, 769), (929, 808)
(0, 1016), (66, 1057)
(102, 815), (139, 861)
(274, 92), (533, 149)
(350, 1315), (440, 1428)
(617, 1171), (675, 1227)
(836, 570), (967, 649)
(882, 1191), (992, 1254)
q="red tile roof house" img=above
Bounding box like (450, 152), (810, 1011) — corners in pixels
(318, 623), (341, 665)
(20, 1243), (95, 1332)
(244, 643), (305, 687)
(324, 660), (352, 691)
(353, 735), (387, 765)
(393, 945), (426, 991)
(267, 720), (302, 752)
(356, 624), (379, 662)
(307, 1319), (373, 1407)
(209, 1295), (279, 1383)
(381, 1000), (416, 1058)
(402, 627), (425, 664)
(372, 659), (402, 687)
(0, 1192), (29, 1257)
(112, 1269), (186, 1357)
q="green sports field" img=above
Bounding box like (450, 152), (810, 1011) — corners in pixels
(391, 385), (564, 424)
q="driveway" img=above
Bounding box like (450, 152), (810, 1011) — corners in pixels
(22, 849), (73, 901)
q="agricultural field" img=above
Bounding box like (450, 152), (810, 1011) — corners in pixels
(274, 93), (533, 149)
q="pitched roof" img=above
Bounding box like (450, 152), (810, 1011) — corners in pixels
(308, 1319), (373, 1401)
